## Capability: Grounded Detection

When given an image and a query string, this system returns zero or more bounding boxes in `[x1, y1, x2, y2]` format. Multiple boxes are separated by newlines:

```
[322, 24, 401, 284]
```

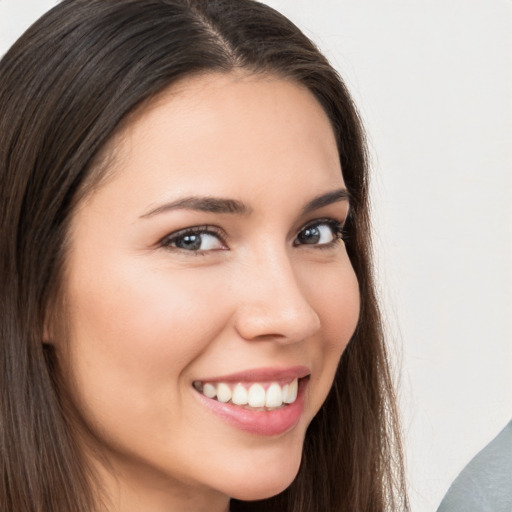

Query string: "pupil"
[177, 234, 201, 250]
[299, 227, 320, 244]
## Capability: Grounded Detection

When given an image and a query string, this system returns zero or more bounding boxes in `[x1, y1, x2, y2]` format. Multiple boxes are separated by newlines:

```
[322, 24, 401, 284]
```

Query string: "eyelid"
[300, 216, 344, 229]
[299, 217, 346, 234]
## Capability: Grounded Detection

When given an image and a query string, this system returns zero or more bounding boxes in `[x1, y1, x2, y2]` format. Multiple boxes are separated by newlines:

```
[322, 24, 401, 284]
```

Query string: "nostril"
[251, 333, 288, 342]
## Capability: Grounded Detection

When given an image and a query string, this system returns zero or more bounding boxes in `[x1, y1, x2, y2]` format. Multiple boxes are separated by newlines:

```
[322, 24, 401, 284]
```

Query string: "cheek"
[307, 256, 360, 349]
[61, 256, 232, 425]
[302, 258, 360, 409]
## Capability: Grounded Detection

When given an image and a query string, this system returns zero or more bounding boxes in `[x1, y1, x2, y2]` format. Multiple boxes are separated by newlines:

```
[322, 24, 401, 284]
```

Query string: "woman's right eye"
[161, 228, 226, 252]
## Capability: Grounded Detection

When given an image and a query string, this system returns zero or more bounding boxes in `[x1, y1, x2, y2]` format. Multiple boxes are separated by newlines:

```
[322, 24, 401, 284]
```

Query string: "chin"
[224, 452, 302, 502]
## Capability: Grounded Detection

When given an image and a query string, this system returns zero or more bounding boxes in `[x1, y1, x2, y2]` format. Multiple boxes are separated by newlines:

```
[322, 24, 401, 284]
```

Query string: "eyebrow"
[140, 188, 349, 219]
[141, 196, 251, 218]
[301, 188, 350, 214]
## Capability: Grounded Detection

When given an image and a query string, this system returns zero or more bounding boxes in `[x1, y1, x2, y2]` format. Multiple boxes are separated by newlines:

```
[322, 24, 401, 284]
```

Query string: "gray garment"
[437, 419, 512, 512]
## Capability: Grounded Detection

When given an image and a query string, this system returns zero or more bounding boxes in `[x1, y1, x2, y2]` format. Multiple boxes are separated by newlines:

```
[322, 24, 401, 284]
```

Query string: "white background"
[1, 1, 511, 511]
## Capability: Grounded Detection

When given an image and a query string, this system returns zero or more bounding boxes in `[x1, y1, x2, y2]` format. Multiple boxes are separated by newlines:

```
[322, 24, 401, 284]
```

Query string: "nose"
[233, 250, 321, 344]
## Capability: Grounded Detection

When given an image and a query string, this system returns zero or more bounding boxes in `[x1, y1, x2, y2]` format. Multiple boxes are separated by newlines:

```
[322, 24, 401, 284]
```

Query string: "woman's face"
[57, 73, 360, 511]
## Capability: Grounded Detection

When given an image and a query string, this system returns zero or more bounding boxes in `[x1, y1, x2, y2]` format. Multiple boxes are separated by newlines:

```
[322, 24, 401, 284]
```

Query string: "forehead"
[83, 72, 344, 212]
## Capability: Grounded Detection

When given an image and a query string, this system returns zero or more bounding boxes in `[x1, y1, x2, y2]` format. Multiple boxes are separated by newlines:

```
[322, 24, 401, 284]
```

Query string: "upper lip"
[195, 365, 311, 383]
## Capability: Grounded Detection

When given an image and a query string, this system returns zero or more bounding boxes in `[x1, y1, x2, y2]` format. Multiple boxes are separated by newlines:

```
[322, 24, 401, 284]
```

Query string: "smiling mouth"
[193, 377, 305, 411]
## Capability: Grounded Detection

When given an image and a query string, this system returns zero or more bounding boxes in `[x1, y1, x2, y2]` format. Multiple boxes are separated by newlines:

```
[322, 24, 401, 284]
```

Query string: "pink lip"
[193, 376, 309, 436]
[195, 365, 310, 384]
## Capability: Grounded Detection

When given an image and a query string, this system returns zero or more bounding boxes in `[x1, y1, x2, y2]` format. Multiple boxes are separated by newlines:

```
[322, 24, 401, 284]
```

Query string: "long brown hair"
[0, 1, 407, 510]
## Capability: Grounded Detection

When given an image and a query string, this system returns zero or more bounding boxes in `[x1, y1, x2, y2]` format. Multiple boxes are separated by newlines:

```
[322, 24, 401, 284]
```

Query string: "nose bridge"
[234, 244, 321, 343]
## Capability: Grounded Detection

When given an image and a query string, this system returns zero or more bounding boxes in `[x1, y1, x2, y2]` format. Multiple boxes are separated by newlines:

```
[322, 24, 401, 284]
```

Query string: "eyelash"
[159, 218, 346, 254]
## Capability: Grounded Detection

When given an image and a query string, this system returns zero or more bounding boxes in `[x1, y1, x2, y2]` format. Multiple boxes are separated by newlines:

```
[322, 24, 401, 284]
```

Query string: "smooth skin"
[54, 72, 360, 512]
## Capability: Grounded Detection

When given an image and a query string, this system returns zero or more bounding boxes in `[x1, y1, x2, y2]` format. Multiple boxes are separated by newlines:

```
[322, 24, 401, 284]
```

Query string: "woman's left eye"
[161, 228, 225, 252]
[294, 220, 344, 247]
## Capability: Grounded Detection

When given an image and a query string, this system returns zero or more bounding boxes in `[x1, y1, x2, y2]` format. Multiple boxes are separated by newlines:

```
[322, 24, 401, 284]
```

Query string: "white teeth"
[216, 383, 231, 403]
[195, 378, 300, 408]
[248, 383, 266, 407]
[285, 378, 298, 404]
[265, 383, 283, 408]
[281, 383, 289, 403]
[202, 383, 217, 399]
[232, 383, 248, 405]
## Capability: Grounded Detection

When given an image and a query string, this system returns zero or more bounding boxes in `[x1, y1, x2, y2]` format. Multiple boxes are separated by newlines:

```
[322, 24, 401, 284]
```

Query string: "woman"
[0, 0, 407, 510]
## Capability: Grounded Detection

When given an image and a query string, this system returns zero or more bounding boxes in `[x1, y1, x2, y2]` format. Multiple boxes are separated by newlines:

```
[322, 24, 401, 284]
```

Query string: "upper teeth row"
[197, 378, 299, 408]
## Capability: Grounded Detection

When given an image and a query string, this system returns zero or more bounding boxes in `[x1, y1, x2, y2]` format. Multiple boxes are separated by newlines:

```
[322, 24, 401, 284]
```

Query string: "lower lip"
[194, 379, 307, 436]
